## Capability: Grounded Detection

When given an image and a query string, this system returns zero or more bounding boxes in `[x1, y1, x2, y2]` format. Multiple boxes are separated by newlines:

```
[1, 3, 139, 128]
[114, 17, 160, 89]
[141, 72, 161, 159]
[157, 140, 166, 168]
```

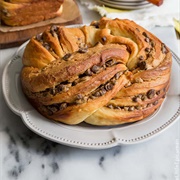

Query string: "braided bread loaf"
[21, 18, 172, 125]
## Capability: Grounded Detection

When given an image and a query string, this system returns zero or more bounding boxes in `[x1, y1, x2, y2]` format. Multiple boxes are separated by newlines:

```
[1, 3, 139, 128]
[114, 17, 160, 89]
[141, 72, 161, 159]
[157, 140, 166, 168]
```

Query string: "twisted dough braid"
[21, 18, 172, 125]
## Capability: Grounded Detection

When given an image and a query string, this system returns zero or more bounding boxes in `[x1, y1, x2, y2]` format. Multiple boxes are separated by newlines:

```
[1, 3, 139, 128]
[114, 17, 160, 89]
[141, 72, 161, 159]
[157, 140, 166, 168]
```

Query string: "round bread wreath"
[21, 18, 172, 125]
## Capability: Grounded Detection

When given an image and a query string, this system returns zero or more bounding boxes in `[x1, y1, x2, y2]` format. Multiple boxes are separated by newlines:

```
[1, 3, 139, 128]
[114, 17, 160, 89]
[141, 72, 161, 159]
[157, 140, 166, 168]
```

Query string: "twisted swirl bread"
[21, 18, 172, 125]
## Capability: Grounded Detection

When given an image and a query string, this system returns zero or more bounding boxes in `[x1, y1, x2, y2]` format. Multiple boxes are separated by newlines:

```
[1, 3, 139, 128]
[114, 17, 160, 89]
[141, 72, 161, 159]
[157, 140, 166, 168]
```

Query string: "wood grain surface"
[0, 0, 82, 49]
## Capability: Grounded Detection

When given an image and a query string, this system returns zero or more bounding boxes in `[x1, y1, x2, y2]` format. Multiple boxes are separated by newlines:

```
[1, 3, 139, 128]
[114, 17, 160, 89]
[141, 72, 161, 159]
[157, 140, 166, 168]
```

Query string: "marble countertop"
[0, 1, 180, 180]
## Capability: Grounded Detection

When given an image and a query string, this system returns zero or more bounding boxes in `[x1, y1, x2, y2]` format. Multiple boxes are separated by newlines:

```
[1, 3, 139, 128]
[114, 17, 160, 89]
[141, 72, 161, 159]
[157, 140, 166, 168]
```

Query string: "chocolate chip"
[125, 81, 131, 88]
[36, 34, 42, 41]
[105, 82, 113, 91]
[147, 89, 156, 99]
[101, 36, 107, 42]
[137, 61, 146, 70]
[146, 53, 152, 59]
[115, 72, 122, 80]
[72, 79, 79, 86]
[99, 87, 106, 95]
[56, 84, 69, 93]
[124, 107, 129, 111]
[50, 25, 58, 37]
[43, 43, 50, 50]
[150, 41, 155, 47]
[89, 95, 96, 99]
[111, 78, 116, 85]
[80, 76, 90, 82]
[93, 22, 100, 28]
[132, 96, 139, 102]
[139, 55, 144, 60]
[50, 88, 56, 95]
[147, 103, 152, 108]
[47, 102, 68, 113]
[142, 32, 148, 37]
[93, 86, 107, 97]
[145, 47, 151, 53]
[47, 104, 59, 113]
[78, 73, 86, 79]
[59, 102, 67, 110]
[128, 107, 134, 111]
[107, 104, 113, 109]
[78, 47, 88, 53]
[75, 96, 86, 104]
[156, 90, 161, 95]
[76, 94, 83, 100]
[145, 37, 150, 43]
[137, 94, 143, 99]
[56, 84, 66, 92]
[113, 105, 118, 109]
[85, 69, 93, 76]
[103, 64, 106, 69]
[135, 106, 141, 110]
[135, 77, 143, 83]
[106, 59, 115, 67]
[94, 91, 101, 97]
[94, 22, 99, 28]
[141, 94, 147, 101]
[50, 25, 58, 32]
[161, 44, 168, 54]
[153, 100, 158, 105]
[91, 65, 100, 73]
[62, 53, 71, 60]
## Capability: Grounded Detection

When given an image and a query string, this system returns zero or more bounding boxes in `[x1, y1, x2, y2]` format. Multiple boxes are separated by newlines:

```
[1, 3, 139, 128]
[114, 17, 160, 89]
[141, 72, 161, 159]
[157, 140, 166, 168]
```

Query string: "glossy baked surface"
[20, 18, 172, 125]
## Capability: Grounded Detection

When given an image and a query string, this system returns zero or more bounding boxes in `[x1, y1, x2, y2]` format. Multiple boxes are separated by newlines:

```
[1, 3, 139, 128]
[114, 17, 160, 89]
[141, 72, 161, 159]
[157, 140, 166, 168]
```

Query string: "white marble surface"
[0, 1, 180, 180]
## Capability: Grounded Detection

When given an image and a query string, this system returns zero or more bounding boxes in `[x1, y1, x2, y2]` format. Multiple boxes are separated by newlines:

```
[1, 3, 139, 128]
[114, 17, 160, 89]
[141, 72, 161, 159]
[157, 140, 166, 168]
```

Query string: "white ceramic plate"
[95, 0, 152, 9]
[100, 0, 149, 5]
[111, 0, 147, 2]
[2, 39, 180, 150]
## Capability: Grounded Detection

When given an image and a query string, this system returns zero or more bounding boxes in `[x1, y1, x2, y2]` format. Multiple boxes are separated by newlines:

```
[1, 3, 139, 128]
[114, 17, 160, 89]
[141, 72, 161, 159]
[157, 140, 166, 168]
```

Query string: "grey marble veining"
[0, 113, 179, 180]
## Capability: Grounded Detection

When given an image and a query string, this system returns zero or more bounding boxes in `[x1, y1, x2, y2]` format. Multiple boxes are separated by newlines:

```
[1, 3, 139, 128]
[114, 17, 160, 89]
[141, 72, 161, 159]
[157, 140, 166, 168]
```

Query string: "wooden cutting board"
[0, 0, 82, 49]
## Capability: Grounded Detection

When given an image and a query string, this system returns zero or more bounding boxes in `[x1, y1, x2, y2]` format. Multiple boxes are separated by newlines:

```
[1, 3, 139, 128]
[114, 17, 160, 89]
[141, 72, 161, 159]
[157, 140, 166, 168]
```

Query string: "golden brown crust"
[20, 17, 172, 125]
[0, 0, 64, 26]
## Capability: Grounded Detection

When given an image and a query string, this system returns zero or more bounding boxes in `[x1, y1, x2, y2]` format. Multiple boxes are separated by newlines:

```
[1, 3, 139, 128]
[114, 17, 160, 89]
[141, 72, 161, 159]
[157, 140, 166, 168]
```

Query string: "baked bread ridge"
[21, 17, 172, 126]
[0, 0, 64, 26]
